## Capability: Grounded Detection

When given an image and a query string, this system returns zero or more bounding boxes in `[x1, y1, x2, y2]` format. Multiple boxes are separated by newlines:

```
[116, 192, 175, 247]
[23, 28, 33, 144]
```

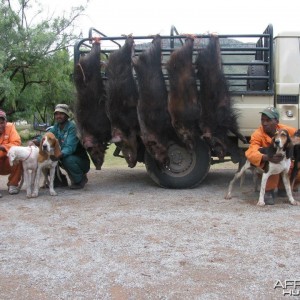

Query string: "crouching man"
[0, 109, 22, 197]
[29, 104, 90, 189]
[245, 107, 300, 204]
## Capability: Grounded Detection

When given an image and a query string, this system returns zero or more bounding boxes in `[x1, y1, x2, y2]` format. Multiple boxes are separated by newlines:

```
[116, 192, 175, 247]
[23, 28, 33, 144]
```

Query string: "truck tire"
[247, 60, 268, 91]
[145, 138, 211, 189]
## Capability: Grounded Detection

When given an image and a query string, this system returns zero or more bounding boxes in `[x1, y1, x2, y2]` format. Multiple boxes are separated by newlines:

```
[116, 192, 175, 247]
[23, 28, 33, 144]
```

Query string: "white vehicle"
[234, 26, 300, 146]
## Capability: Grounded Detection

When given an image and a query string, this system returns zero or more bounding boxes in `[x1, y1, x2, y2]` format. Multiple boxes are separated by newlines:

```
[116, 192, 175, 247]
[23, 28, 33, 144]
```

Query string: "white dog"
[7, 145, 39, 198]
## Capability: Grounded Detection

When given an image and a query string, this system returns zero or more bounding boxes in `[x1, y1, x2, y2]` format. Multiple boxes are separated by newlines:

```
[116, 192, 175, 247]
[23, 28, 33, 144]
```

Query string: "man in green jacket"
[30, 104, 90, 189]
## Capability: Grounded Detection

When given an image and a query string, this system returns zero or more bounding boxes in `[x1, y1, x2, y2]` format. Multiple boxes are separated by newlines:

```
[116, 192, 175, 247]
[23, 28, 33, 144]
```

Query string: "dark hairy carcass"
[73, 38, 111, 170]
[132, 35, 178, 166]
[166, 36, 201, 150]
[195, 35, 246, 162]
[105, 36, 142, 168]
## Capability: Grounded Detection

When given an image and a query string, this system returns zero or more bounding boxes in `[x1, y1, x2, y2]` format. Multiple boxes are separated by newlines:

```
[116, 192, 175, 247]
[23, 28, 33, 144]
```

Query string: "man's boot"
[54, 167, 69, 188]
[264, 190, 275, 205]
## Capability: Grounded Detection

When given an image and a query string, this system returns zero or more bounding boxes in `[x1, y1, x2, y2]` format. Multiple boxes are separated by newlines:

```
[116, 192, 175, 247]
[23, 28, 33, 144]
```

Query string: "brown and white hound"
[32, 132, 61, 197]
[225, 129, 300, 206]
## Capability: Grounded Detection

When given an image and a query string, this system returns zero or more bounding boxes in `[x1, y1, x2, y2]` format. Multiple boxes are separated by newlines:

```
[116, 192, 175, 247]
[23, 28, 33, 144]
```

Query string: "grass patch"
[102, 144, 145, 168]
[102, 144, 128, 168]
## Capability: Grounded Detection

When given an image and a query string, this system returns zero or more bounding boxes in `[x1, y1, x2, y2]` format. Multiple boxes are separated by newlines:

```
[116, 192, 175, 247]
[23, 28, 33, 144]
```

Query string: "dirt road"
[0, 163, 299, 299]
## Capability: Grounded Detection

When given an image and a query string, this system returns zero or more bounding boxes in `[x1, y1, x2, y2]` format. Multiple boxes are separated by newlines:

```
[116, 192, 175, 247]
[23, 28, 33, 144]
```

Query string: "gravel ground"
[0, 162, 299, 299]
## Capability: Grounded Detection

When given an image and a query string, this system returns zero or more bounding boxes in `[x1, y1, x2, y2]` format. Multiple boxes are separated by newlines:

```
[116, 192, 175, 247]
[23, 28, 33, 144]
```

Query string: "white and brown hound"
[225, 129, 300, 206]
[7, 145, 39, 198]
[32, 132, 61, 197]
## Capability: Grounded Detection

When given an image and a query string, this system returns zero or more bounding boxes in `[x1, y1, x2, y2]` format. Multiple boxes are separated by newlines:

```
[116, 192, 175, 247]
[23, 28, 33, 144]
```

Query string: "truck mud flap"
[145, 138, 211, 189]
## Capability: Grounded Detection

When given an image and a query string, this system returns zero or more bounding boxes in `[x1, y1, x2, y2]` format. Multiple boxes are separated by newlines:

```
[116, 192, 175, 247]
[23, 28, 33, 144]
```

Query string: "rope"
[21, 146, 33, 162]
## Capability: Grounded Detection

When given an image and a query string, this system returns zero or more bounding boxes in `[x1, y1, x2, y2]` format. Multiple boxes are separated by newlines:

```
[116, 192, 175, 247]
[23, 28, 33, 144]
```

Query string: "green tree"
[0, 0, 86, 121]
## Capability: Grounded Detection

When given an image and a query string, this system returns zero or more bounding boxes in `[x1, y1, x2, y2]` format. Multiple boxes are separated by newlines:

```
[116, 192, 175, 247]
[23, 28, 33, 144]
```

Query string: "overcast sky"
[39, 0, 299, 38]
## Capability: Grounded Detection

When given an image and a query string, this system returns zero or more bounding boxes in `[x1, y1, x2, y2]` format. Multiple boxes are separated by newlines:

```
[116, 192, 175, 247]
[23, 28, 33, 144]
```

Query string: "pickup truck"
[73, 24, 300, 188]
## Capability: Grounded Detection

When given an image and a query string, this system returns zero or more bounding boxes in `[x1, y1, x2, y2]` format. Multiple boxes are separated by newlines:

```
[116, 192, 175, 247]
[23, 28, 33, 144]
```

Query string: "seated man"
[245, 106, 300, 204]
[29, 104, 90, 189]
[0, 109, 23, 197]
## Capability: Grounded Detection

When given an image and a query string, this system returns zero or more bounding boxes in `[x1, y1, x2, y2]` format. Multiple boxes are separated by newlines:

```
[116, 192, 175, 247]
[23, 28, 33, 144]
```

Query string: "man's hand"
[50, 154, 63, 161]
[28, 140, 39, 147]
[263, 153, 284, 164]
[50, 155, 59, 161]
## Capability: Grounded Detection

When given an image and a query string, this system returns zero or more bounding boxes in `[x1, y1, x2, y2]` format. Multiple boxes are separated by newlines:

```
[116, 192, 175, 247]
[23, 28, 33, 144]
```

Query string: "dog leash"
[21, 146, 34, 161]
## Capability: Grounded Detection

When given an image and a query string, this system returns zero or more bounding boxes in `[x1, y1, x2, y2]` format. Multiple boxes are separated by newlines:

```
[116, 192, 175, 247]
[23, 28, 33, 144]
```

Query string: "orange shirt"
[0, 122, 21, 158]
[245, 124, 297, 167]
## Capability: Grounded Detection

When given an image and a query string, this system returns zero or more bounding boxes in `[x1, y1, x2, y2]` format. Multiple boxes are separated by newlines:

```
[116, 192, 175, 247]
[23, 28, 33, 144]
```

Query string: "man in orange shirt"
[245, 106, 299, 204]
[0, 110, 22, 197]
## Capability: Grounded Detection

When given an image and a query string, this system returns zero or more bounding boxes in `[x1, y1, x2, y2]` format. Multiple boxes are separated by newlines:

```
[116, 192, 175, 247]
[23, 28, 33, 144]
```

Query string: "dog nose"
[275, 139, 280, 145]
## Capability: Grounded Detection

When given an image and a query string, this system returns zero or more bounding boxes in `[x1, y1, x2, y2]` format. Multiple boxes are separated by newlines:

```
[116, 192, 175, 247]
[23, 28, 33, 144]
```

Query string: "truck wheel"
[247, 60, 268, 91]
[145, 138, 211, 189]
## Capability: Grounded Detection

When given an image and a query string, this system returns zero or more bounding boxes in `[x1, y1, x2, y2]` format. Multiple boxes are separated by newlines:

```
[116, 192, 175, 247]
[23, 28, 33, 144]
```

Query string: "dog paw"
[26, 194, 32, 198]
[224, 194, 232, 200]
[291, 200, 300, 206]
[50, 190, 57, 196]
[31, 192, 38, 198]
[256, 201, 265, 206]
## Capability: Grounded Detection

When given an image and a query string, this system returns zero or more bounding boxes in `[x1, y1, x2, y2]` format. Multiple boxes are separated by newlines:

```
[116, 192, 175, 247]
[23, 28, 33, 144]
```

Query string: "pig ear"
[132, 56, 138, 66]
[100, 61, 107, 68]
[74, 63, 87, 86]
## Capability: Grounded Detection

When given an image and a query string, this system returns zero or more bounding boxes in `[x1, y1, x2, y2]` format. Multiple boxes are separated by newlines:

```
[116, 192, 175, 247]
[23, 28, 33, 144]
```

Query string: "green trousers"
[61, 155, 90, 184]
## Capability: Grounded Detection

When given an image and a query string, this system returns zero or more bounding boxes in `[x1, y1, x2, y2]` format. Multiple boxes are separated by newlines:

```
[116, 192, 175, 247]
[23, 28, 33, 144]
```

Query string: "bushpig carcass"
[105, 36, 141, 168]
[132, 35, 178, 166]
[195, 35, 246, 162]
[166, 36, 201, 150]
[73, 38, 111, 170]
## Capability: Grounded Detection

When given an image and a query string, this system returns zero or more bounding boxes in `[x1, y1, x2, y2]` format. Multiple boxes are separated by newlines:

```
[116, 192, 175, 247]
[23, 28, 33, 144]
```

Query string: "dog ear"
[285, 142, 294, 159]
[53, 139, 62, 158]
[284, 134, 294, 159]
[258, 147, 267, 154]
[39, 137, 45, 153]
[266, 144, 276, 158]
[263, 161, 270, 173]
